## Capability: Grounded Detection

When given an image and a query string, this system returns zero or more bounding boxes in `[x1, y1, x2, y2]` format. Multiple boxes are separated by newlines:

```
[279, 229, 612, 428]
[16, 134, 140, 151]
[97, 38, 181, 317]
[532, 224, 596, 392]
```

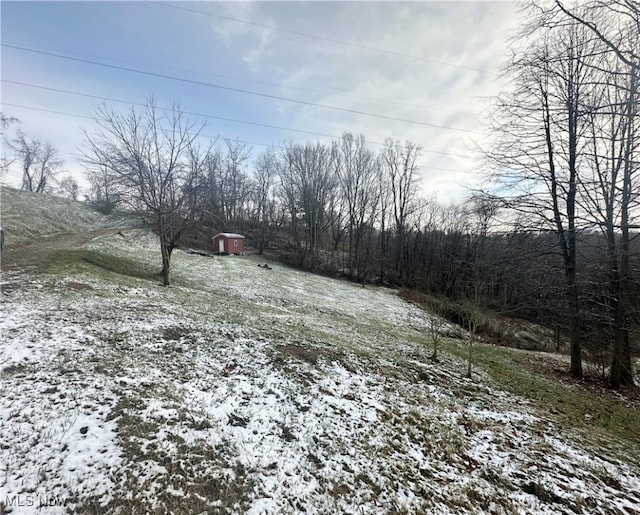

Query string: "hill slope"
[0, 186, 123, 249]
[1, 190, 639, 514]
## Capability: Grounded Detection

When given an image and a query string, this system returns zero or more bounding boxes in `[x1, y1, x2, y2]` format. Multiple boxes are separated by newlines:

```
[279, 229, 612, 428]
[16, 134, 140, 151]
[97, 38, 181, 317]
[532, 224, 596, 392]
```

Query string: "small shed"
[213, 233, 246, 255]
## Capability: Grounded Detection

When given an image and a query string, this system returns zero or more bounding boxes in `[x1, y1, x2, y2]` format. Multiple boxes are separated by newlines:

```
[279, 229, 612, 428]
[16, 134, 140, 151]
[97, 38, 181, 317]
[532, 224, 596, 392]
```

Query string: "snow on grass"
[0, 187, 123, 249]
[1, 229, 639, 513]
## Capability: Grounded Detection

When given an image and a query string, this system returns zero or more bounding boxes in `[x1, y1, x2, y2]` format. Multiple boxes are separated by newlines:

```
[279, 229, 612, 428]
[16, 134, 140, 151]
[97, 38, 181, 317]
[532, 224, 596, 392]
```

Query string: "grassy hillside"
[1, 189, 639, 514]
[0, 186, 124, 249]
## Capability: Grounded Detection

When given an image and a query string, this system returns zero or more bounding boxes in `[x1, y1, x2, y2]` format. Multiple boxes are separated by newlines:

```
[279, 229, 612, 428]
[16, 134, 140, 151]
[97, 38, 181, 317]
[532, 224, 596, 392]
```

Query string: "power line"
[3, 103, 93, 121]
[1, 43, 471, 133]
[2, 79, 472, 159]
[2, 103, 472, 174]
[151, 1, 487, 74]
[3, 41, 473, 116]
[1, 103, 284, 149]
[2, 80, 343, 141]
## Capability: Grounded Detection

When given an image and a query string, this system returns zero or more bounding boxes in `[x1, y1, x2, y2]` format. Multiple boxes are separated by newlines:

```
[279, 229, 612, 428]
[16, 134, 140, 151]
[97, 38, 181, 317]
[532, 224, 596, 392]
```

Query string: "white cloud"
[207, 2, 276, 74]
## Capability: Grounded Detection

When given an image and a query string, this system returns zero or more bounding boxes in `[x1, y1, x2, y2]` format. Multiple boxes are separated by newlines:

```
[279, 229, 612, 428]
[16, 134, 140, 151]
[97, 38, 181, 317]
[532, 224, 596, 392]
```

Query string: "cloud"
[207, 2, 276, 73]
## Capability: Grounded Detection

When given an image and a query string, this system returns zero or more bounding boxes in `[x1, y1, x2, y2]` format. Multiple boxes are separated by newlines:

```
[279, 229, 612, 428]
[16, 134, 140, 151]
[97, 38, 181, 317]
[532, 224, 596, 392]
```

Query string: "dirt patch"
[1, 229, 121, 271]
[66, 281, 95, 291]
[275, 343, 326, 365]
[0, 281, 21, 294]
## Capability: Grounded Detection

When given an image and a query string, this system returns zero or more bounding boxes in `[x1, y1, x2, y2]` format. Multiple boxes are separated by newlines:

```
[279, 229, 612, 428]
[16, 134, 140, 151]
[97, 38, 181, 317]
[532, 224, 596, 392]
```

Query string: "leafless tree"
[0, 113, 18, 134]
[462, 279, 484, 380]
[81, 98, 204, 286]
[0, 113, 19, 175]
[86, 164, 122, 214]
[507, 0, 640, 385]
[277, 141, 336, 268]
[334, 132, 380, 280]
[554, 1, 640, 71]
[427, 307, 447, 361]
[253, 148, 278, 253]
[9, 129, 63, 194]
[484, 15, 601, 377]
[578, 48, 639, 386]
[58, 175, 81, 201]
[376, 157, 393, 284]
[381, 138, 422, 281]
[221, 139, 252, 225]
[195, 145, 224, 231]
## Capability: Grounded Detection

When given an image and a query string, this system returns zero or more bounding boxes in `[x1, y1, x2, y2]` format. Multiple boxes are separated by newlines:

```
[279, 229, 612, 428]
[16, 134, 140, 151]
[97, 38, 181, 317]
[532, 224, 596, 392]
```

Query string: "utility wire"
[2, 102, 472, 174]
[2, 80, 345, 142]
[2, 43, 471, 132]
[4, 41, 474, 116]
[1, 103, 284, 149]
[3, 79, 472, 159]
[152, 1, 487, 74]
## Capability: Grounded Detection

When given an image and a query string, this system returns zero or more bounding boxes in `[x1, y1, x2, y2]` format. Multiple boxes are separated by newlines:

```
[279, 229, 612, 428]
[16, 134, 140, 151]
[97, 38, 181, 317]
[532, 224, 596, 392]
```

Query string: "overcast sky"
[1, 1, 522, 202]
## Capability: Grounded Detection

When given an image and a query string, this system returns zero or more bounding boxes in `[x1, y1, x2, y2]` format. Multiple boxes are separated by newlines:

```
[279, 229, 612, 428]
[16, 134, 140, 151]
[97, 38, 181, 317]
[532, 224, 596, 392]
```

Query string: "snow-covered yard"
[1, 230, 639, 514]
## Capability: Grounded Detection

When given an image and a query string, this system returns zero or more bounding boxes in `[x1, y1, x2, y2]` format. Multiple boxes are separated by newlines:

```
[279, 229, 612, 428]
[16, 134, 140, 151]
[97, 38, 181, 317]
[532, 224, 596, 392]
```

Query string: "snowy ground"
[1, 230, 639, 514]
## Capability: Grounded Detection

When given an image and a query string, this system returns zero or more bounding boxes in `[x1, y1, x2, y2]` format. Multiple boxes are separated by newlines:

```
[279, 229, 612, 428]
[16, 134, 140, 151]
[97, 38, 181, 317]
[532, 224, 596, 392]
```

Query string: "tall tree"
[381, 138, 422, 282]
[221, 139, 252, 226]
[551, 0, 640, 386]
[484, 16, 599, 377]
[334, 132, 379, 280]
[82, 99, 204, 286]
[9, 129, 62, 194]
[253, 148, 277, 253]
[277, 141, 335, 268]
[578, 41, 639, 386]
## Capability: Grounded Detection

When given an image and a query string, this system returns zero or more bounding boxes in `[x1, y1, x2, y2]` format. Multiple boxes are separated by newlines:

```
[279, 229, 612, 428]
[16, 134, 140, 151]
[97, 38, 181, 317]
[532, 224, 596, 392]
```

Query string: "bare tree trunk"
[160, 236, 171, 286]
[611, 72, 637, 386]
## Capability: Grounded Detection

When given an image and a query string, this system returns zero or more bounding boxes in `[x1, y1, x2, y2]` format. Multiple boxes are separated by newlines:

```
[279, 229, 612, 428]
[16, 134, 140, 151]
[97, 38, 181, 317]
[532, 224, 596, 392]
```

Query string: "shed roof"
[213, 232, 246, 239]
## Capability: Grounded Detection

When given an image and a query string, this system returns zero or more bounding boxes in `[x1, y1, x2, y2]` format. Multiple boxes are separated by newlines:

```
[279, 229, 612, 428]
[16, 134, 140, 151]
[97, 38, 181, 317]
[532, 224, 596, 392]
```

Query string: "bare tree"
[381, 139, 422, 281]
[484, 16, 601, 377]
[58, 175, 81, 201]
[277, 141, 336, 268]
[462, 278, 484, 380]
[376, 157, 393, 284]
[196, 145, 224, 231]
[427, 306, 447, 361]
[334, 132, 379, 280]
[0, 113, 19, 175]
[86, 164, 122, 214]
[578, 49, 639, 386]
[9, 130, 63, 193]
[0, 113, 18, 134]
[515, 0, 640, 385]
[253, 148, 278, 253]
[82, 98, 204, 286]
[554, 1, 640, 71]
[221, 139, 252, 226]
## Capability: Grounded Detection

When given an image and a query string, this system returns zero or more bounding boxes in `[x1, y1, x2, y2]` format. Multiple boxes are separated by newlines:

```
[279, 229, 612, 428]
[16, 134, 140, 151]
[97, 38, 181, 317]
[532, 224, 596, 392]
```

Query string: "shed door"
[219, 239, 225, 253]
